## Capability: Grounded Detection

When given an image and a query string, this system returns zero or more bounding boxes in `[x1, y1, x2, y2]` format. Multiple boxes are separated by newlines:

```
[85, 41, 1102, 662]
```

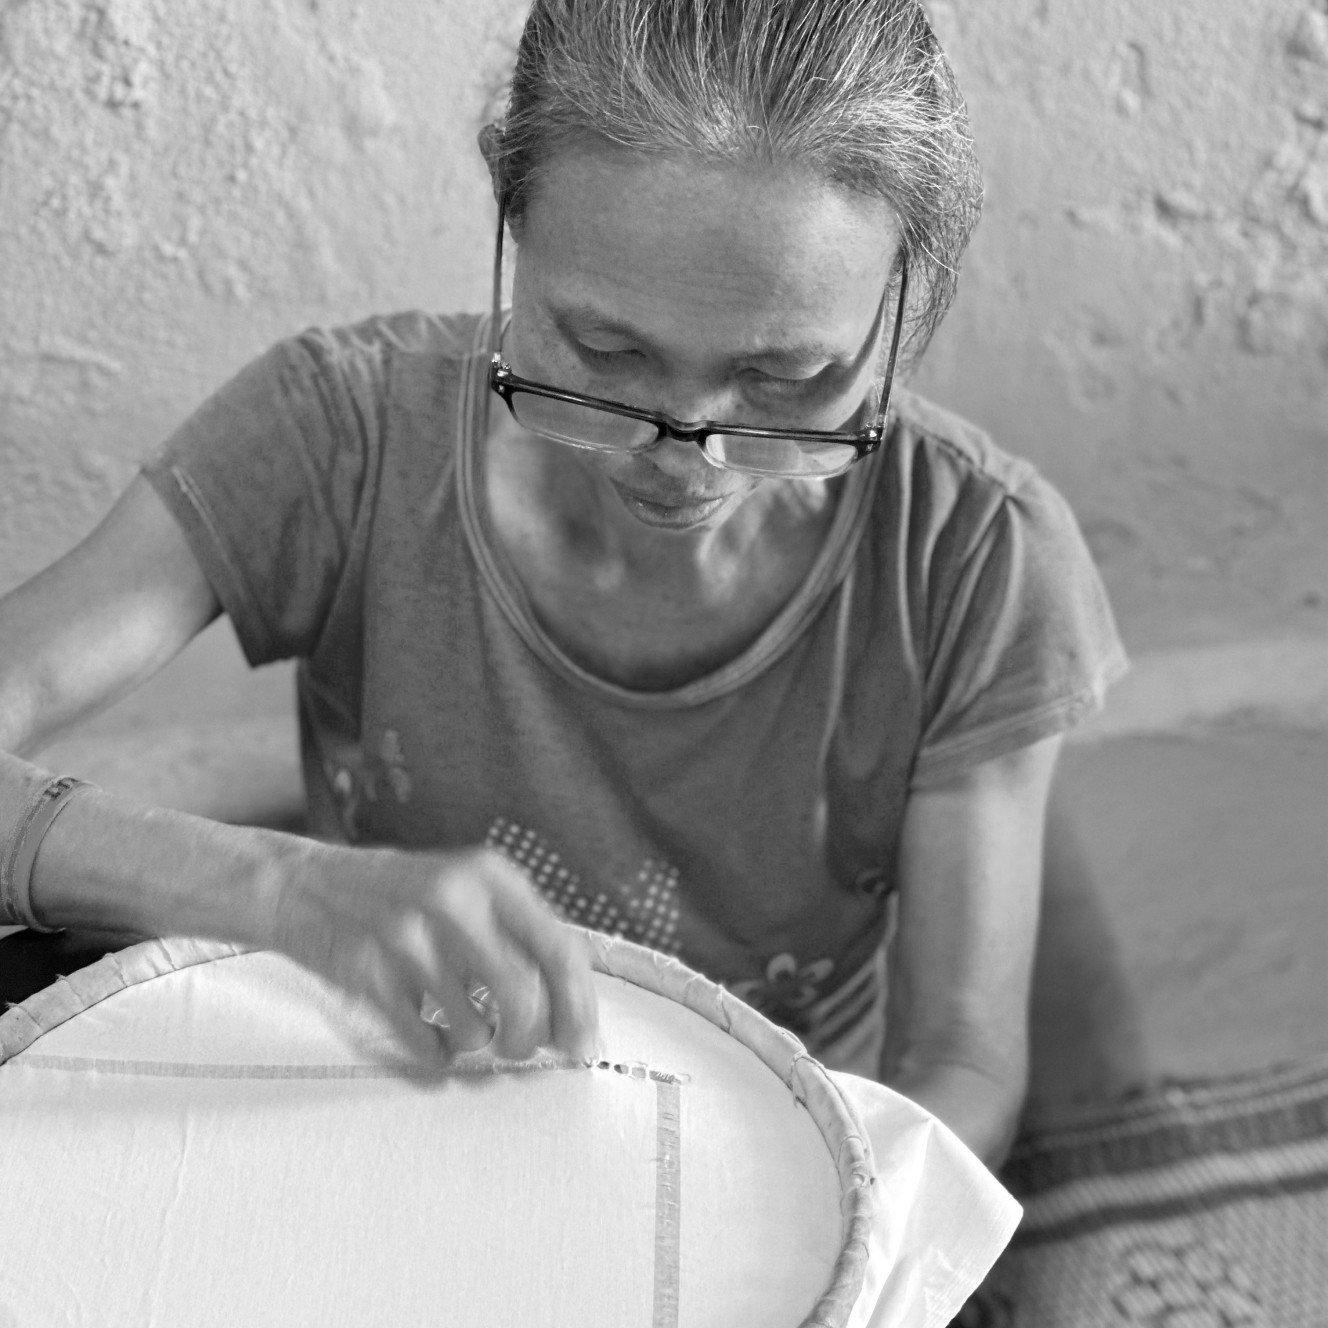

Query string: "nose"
[651, 380, 743, 434]
[638, 428, 714, 481]
[635, 382, 743, 475]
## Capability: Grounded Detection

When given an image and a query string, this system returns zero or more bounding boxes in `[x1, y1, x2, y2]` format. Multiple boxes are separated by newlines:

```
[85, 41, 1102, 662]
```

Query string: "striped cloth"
[802, 944, 889, 1083]
[955, 1054, 1328, 1327]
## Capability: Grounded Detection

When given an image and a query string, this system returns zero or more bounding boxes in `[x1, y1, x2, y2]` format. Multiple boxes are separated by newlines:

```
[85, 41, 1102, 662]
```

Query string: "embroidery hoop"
[0, 928, 878, 1327]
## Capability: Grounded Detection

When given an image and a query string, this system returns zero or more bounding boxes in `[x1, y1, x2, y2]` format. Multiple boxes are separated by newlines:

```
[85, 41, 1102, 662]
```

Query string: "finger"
[383, 893, 499, 1057]
[485, 859, 600, 1062]
[484, 957, 553, 1063]
[362, 971, 454, 1081]
[429, 926, 550, 1062]
[432, 850, 559, 1060]
[411, 951, 498, 1056]
[539, 926, 601, 1063]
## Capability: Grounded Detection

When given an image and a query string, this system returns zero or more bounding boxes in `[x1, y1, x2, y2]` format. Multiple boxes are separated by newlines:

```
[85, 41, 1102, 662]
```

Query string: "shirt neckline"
[456, 313, 881, 710]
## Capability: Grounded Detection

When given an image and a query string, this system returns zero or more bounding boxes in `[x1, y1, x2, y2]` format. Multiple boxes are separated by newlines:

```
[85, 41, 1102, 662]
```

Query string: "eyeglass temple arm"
[874, 254, 909, 433]
[481, 194, 513, 435]
[490, 193, 509, 362]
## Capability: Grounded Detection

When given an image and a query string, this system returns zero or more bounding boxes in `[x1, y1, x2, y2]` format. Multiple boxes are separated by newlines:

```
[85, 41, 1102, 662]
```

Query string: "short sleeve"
[140, 327, 378, 667]
[910, 470, 1128, 788]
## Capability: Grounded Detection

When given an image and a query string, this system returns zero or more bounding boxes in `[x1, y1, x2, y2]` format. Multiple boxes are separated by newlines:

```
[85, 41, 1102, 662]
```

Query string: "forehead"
[515, 145, 899, 359]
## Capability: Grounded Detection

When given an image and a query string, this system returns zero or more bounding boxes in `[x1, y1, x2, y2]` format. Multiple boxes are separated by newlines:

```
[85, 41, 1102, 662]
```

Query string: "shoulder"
[281, 309, 486, 386]
[150, 309, 488, 537]
[857, 387, 1100, 619]
[232, 309, 489, 471]
[886, 386, 1040, 499]
[876, 387, 1085, 543]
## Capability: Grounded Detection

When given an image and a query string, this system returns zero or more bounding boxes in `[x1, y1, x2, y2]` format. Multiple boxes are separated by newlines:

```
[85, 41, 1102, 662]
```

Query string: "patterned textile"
[954, 1056, 1328, 1327]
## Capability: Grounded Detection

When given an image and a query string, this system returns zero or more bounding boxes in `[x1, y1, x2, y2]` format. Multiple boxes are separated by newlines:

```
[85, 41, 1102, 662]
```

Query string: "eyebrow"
[550, 303, 849, 371]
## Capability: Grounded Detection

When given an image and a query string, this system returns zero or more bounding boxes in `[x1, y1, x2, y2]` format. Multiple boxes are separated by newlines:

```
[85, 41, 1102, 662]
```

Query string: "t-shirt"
[142, 311, 1127, 1077]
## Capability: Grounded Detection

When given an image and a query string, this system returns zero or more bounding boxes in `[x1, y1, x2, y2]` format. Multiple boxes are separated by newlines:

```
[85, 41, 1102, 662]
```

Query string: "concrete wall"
[2, 0, 1325, 721]
[915, 0, 1328, 658]
[0, 0, 518, 583]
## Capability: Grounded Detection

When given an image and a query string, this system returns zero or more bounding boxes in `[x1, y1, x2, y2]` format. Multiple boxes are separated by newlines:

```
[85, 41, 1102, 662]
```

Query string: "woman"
[0, 0, 1125, 1168]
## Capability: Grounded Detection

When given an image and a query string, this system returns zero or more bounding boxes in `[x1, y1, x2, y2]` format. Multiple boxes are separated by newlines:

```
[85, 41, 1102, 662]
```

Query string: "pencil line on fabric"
[653, 1076, 683, 1328]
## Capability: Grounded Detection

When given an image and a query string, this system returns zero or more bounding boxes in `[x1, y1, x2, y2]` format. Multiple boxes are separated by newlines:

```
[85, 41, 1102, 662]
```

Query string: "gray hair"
[486, 0, 983, 365]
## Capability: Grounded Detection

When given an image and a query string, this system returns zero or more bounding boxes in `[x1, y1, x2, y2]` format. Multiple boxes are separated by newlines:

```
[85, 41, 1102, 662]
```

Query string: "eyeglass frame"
[483, 193, 910, 474]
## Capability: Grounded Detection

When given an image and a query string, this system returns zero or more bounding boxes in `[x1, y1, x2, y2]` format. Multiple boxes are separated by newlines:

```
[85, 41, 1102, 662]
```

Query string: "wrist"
[218, 822, 328, 952]
[884, 1058, 1026, 1169]
[1, 775, 89, 932]
[25, 785, 313, 948]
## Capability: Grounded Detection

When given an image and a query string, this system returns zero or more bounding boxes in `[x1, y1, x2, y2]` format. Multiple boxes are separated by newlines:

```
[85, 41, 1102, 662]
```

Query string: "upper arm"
[887, 732, 1064, 1078]
[0, 475, 221, 755]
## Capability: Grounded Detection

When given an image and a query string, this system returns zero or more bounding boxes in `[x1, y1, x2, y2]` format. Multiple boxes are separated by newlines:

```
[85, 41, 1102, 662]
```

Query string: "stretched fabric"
[0, 929, 1018, 1327]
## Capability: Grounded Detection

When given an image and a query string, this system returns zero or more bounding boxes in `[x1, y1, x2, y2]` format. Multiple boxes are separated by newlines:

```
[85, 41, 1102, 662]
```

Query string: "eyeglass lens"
[508, 389, 657, 451]
[705, 433, 858, 478]
[507, 390, 858, 478]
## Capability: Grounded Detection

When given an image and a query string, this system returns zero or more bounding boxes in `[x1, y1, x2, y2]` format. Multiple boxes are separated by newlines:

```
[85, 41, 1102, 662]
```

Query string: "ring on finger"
[418, 989, 500, 1051]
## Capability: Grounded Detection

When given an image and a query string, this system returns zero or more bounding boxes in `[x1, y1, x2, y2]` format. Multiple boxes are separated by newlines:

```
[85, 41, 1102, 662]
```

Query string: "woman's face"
[503, 143, 901, 533]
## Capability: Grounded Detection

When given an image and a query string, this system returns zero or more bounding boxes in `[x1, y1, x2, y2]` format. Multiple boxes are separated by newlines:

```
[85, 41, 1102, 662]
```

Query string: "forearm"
[882, 1052, 1027, 1171]
[2, 747, 305, 947]
[883, 738, 1062, 1172]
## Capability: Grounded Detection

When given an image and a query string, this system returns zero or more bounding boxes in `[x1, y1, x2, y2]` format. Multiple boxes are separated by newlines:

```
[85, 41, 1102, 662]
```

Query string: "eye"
[745, 367, 824, 397]
[575, 341, 640, 367]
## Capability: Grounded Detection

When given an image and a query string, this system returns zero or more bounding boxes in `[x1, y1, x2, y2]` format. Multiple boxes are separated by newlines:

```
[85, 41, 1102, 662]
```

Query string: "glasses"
[484, 196, 909, 480]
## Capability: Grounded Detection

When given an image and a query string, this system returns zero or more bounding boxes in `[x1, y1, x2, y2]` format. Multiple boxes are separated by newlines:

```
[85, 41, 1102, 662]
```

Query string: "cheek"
[577, 448, 631, 482]
[503, 312, 559, 381]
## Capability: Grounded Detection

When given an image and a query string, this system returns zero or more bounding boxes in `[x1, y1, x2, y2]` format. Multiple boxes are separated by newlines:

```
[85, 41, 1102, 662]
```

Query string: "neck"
[497, 424, 836, 589]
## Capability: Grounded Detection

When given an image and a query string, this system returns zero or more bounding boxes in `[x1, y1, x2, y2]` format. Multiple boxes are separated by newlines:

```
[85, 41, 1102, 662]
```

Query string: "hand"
[264, 841, 601, 1074]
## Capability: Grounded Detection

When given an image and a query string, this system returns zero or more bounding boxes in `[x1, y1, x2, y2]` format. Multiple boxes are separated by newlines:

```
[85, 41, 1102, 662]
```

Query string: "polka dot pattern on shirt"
[486, 816, 682, 956]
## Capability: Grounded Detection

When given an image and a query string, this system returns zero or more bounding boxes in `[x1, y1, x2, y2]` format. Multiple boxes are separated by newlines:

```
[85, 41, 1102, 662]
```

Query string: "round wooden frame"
[1, 928, 877, 1327]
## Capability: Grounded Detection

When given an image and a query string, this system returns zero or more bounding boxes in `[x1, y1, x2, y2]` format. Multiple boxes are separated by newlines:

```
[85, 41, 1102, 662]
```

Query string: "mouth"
[610, 482, 729, 529]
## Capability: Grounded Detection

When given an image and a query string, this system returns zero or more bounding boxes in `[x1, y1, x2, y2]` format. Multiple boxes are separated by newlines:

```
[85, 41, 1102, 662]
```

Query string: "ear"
[477, 124, 505, 206]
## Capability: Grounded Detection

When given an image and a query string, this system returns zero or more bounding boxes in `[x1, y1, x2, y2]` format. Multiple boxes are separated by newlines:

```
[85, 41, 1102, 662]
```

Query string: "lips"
[618, 486, 724, 509]
[610, 470, 730, 506]
[609, 479, 729, 528]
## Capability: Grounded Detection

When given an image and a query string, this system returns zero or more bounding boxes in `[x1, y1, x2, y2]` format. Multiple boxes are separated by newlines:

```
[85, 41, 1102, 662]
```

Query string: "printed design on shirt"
[726, 953, 835, 1024]
[724, 950, 886, 1048]
[325, 729, 413, 841]
[376, 729, 413, 804]
[485, 816, 682, 956]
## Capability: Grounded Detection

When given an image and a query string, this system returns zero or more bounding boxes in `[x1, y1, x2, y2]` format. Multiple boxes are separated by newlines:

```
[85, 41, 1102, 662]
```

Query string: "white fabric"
[0, 943, 1018, 1327]
[836, 1074, 1023, 1327]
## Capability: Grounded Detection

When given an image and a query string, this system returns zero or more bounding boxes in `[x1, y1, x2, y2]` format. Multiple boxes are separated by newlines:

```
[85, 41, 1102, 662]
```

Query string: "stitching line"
[652, 1075, 682, 1328]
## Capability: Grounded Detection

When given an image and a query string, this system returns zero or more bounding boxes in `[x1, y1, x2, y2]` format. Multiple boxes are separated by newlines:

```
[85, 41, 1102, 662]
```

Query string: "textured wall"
[0, 0, 519, 585]
[915, 0, 1328, 652]
[2, 0, 1325, 663]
